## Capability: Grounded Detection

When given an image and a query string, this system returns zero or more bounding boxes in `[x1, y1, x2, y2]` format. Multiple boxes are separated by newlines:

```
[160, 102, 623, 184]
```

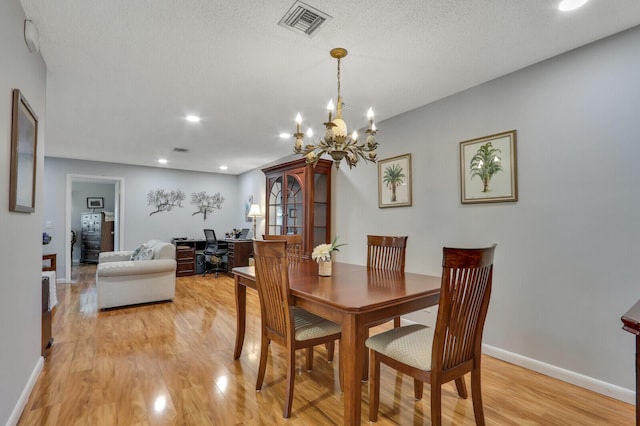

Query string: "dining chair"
[367, 235, 408, 328]
[262, 234, 303, 262]
[366, 244, 497, 426]
[252, 240, 342, 419]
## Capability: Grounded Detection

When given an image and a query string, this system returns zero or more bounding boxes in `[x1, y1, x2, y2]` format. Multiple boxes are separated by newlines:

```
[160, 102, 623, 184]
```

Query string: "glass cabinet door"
[285, 174, 303, 235]
[267, 176, 283, 236]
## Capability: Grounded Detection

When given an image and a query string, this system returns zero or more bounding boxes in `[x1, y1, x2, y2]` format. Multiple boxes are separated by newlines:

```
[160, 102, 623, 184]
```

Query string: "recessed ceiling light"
[219, 165, 228, 170]
[158, 158, 168, 164]
[558, 0, 588, 11]
[279, 132, 291, 139]
[186, 115, 201, 123]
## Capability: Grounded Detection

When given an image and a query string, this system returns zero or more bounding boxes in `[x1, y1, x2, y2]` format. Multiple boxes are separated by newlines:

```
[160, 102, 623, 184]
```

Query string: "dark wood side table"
[621, 299, 640, 425]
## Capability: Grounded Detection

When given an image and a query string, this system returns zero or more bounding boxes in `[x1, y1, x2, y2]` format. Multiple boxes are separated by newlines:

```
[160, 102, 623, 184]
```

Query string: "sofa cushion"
[130, 244, 148, 261]
[137, 247, 154, 260]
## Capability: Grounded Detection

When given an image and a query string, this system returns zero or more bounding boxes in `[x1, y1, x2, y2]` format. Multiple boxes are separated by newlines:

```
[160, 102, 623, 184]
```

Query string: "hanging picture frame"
[459, 130, 518, 204]
[378, 153, 412, 208]
[9, 89, 38, 213]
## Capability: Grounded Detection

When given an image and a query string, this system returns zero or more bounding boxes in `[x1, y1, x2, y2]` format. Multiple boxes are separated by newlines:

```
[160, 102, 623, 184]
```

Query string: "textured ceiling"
[18, 0, 640, 174]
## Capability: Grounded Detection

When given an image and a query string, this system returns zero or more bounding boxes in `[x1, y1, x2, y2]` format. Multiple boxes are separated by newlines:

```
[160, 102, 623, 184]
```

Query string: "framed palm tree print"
[460, 130, 517, 204]
[378, 153, 412, 208]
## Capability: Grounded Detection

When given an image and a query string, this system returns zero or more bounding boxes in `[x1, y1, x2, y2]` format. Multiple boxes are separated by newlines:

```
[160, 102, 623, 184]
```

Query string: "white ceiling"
[19, 0, 640, 175]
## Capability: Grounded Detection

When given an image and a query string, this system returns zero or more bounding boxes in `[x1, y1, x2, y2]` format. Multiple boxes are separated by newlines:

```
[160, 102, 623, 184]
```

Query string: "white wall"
[0, 0, 47, 423]
[43, 157, 243, 280]
[329, 26, 640, 395]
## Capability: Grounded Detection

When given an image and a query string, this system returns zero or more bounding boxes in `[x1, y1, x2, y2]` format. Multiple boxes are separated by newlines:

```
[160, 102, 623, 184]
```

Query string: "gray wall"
[328, 26, 640, 395]
[0, 0, 47, 423]
[43, 157, 245, 280]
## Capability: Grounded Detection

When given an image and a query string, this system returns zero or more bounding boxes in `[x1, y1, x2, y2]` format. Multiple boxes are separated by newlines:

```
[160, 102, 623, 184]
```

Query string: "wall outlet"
[46, 221, 53, 229]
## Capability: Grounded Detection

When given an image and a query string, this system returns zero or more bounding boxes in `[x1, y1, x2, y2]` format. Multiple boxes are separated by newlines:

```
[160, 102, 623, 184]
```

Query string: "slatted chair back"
[367, 235, 408, 271]
[263, 234, 303, 262]
[434, 244, 496, 373]
[253, 240, 291, 345]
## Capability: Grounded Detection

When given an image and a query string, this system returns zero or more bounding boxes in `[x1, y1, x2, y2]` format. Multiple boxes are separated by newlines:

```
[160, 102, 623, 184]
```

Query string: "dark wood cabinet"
[262, 158, 332, 258]
[176, 246, 196, 277]
[80, 212, 114, 263]
[226, 239, 253, 270]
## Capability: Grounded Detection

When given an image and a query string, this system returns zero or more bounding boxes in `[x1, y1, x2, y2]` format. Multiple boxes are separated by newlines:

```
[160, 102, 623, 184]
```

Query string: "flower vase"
[318, 260, 332, 277]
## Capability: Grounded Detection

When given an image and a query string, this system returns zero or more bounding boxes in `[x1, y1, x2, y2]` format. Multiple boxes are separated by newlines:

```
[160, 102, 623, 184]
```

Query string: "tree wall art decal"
[191, 191, 224, 220]
[147, 189, 186, 215]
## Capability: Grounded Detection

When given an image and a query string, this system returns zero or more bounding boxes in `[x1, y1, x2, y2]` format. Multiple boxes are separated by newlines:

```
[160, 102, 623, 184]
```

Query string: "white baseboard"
[6, 356, 44, 426]
[482, 344, 635, 404]
[400, 318, 634, 405]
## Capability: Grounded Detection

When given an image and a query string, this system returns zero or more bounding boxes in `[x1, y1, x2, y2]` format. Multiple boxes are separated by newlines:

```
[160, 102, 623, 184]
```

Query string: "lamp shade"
[248, 204, 262, 217]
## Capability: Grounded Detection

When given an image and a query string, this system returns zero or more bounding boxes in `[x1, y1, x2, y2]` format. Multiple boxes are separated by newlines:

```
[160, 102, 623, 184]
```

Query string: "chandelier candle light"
[293, 48, 379, 169]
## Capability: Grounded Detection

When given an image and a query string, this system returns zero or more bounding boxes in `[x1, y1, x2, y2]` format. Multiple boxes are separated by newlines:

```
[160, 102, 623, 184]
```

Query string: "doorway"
[65, 174, 125, 283]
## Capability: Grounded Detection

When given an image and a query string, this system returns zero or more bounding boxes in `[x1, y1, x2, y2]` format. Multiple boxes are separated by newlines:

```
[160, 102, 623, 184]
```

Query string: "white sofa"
[96, 240, 176, 309]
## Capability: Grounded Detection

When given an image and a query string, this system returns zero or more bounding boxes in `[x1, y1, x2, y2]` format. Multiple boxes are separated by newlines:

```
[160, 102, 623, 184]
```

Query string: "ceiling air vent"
[278, 1, 331, 38]
[173, 147, 189, 153]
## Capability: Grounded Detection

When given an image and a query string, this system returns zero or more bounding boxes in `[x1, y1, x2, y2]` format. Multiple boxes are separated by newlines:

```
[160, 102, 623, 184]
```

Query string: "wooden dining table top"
[233, 260, 441, 314]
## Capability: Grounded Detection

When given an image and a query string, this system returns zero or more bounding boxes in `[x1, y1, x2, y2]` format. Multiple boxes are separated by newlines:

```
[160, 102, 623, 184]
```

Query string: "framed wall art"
[87, 197, 104, 209]
[460, 130, 517, 204]
[9, 89, 38, 213]
[378, 153, 412, 208]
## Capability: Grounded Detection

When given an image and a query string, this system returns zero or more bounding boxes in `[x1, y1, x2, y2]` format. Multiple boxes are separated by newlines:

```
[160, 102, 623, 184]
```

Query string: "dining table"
[232, 260, 442, 425]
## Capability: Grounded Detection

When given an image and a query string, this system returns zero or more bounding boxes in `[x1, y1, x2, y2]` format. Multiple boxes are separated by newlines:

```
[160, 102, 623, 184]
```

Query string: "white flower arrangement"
[311, 236, 346, 263]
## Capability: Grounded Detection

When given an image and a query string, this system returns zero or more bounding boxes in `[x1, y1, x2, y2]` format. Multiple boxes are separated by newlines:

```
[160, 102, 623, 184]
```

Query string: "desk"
[171, 239, 206, 276]
[233, 261, 441, 425]
[224, 239, 253, 270]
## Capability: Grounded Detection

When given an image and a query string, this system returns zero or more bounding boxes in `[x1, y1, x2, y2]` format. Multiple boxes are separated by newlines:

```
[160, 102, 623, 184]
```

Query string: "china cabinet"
[262, 158, 332, 258]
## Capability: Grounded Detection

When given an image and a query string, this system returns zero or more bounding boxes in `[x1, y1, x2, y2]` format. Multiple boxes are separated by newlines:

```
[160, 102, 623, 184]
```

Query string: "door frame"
[65, 174, 125, 283]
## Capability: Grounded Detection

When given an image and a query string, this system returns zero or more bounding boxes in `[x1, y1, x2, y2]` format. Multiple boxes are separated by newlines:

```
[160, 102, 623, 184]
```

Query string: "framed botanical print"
[460, 130, 518, 204]
[378, 153, 412, 208]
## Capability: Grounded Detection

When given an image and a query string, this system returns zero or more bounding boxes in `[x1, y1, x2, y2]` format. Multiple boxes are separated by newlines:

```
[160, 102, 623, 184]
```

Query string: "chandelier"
[292, 48, 379, 169]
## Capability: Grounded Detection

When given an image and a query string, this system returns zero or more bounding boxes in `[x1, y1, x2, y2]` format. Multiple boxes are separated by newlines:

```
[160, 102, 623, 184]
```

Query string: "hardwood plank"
[18, 264, 634, 425]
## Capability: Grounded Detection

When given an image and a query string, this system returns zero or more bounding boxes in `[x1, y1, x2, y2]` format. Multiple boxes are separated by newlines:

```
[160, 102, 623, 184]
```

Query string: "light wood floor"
[19, 264, 634, 425]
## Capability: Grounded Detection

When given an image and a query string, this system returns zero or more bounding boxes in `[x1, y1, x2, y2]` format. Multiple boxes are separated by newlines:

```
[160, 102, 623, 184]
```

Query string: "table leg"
[234, 276, 247, 360]
[341, 313, 365, 425]
[636, 336, 639, 426]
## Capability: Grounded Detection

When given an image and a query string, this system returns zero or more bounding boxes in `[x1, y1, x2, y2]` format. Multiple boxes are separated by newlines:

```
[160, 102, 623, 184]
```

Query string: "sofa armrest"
[99, 251, 134, 263]
[97, 259, 177, 278]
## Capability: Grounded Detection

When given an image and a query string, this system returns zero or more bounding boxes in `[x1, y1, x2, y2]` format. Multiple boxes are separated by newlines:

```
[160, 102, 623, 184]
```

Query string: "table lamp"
[247, 204, 262, 239]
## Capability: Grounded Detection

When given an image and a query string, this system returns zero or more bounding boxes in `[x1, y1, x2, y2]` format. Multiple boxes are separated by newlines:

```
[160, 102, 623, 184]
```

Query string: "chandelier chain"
[336, 58, 341, 101]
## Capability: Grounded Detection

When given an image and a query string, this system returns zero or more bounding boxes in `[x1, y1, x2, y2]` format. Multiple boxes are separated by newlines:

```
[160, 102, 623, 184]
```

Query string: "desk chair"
[366, 244, 497, 426]
[253, 240, 342, 418]
[203, 229, 228, 277]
